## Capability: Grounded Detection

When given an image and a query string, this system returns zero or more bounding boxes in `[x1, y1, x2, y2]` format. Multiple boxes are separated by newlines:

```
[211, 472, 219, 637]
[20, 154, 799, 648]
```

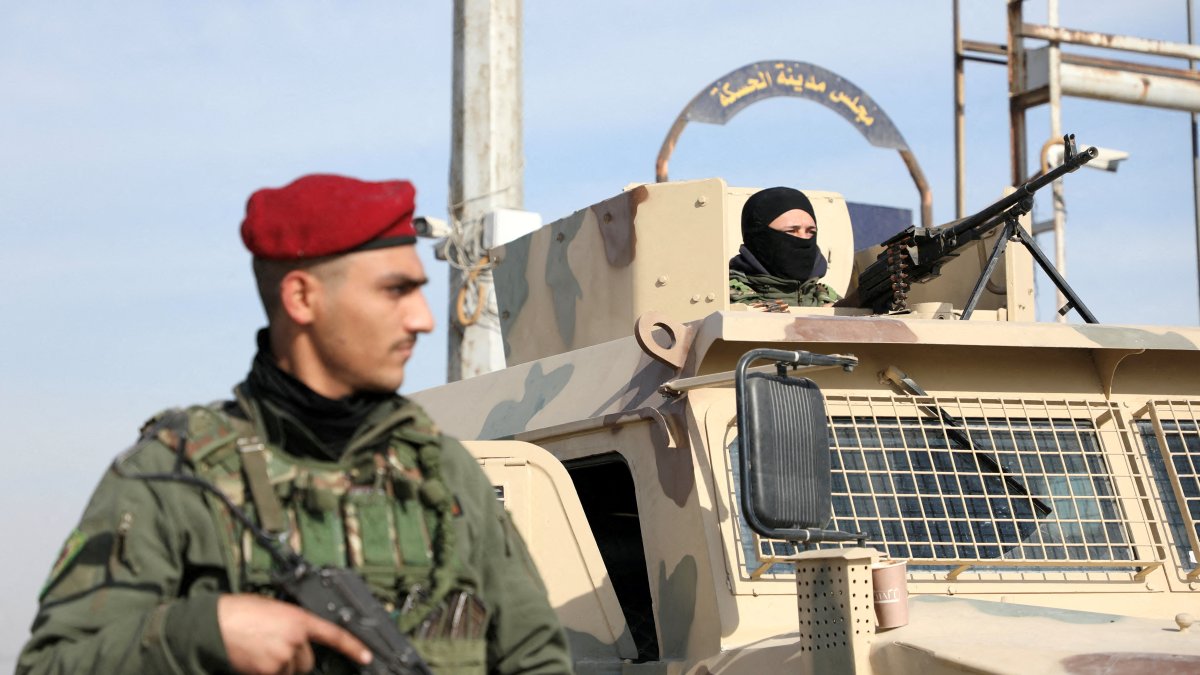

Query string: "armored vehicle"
[413, 176, 1200, 673]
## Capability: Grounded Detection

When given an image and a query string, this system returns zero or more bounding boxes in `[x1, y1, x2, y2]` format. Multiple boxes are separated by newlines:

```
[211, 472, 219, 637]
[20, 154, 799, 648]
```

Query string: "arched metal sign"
[656, 60, 932, 226]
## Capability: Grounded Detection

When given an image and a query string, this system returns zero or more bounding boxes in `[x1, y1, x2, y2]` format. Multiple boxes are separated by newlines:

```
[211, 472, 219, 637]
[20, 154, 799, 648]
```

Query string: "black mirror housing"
[735, 348, 863, 544]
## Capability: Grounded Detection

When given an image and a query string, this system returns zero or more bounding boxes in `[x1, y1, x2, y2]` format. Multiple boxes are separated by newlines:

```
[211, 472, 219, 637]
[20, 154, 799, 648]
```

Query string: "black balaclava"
[740, 186, 826, 280]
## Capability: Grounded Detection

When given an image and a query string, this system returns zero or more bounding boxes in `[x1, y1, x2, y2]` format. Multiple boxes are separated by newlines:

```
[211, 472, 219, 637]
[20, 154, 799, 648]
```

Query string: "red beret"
[241, 174, 417, 259]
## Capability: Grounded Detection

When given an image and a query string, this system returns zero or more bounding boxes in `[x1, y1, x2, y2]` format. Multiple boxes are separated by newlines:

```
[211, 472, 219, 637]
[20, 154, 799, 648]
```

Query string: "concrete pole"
[449, 0, 522, 381]
[1048, 0, 1068, 322]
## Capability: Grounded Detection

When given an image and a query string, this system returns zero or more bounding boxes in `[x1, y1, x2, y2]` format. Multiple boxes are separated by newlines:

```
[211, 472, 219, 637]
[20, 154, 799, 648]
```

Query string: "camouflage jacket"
[729, 269, 841, 310]
[18, 390, 572, 675]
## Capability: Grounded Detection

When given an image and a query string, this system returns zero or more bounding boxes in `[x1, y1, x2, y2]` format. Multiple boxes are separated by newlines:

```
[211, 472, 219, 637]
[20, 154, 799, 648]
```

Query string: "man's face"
[767, 209, 818, 239]
[306, 246, 434, 396]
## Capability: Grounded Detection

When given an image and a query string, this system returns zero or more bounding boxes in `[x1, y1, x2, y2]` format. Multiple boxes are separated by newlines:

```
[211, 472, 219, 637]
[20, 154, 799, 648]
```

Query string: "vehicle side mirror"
[735, 348, 863, 544]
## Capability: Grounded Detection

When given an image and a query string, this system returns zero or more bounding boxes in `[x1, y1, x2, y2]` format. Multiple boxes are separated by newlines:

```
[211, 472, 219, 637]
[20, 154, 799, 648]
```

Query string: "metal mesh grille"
[728, 396, 1168, 581]
[1138, 401, 1200, 578]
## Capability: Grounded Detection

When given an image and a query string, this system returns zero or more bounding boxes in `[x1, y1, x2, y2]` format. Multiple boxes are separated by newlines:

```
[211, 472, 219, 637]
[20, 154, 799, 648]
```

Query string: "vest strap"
[238, 437, 287, 535]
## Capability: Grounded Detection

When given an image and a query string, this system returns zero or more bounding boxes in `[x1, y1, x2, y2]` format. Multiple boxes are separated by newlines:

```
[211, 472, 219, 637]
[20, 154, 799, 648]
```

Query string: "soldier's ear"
[279, 269, 321, 326]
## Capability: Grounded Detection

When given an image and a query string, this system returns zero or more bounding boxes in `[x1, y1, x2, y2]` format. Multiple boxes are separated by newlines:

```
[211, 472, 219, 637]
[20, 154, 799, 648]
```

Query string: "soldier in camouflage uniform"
[728, 186, 840, 310]
[18, 175, 573, 675]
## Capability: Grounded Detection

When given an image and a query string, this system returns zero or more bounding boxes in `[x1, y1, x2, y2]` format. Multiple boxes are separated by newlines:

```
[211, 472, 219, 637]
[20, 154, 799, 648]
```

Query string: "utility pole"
[448, 0, 522, 381]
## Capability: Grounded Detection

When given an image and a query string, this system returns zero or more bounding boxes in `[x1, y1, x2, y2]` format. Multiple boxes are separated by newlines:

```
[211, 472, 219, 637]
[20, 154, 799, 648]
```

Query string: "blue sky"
[2, 1, 1198, 666]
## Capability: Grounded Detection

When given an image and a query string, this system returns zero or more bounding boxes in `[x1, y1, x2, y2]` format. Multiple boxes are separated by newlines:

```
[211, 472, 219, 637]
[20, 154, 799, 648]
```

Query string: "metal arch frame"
[654, 60, 933, 227]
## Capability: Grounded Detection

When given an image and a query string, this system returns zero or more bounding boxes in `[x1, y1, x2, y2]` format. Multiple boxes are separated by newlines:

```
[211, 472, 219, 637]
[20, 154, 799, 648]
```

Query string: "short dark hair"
[251, 254, 347, 322]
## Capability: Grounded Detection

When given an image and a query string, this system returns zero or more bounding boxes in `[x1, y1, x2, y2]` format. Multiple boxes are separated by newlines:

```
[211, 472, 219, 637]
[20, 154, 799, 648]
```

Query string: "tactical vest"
[147, 396, 490, 674]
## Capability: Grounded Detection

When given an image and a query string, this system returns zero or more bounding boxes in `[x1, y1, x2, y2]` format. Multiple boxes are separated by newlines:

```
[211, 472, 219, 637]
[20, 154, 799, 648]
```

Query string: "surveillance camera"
[1047, 145, 1129, 173]
[414, 216, 451, 238]
[1089, 147, 1130, 172]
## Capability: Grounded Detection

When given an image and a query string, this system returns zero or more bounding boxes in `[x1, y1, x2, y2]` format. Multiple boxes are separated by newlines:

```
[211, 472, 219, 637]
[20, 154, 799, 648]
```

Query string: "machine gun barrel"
[944, 142, 1098, 240]
[858, 134, 1098, 313]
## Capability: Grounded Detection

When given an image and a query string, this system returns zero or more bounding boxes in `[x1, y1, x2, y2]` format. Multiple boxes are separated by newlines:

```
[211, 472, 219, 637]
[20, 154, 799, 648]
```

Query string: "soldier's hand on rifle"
[218, 594, 374, 675]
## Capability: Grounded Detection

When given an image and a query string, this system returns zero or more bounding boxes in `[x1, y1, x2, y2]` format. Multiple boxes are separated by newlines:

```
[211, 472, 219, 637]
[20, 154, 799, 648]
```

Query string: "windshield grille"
[730, 396, 1165, 581]
[1138, 401, 1200, 578]
[826, 411, 1129, 563]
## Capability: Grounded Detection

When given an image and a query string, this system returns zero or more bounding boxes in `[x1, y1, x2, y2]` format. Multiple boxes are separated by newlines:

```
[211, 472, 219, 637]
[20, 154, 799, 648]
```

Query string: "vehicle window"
[727, 408, 1136, 578]
[1137, 418, 1200, 573]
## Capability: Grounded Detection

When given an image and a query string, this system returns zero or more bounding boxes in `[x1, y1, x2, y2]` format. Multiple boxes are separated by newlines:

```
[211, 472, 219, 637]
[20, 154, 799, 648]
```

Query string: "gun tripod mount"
[960, 135, 1099, 322]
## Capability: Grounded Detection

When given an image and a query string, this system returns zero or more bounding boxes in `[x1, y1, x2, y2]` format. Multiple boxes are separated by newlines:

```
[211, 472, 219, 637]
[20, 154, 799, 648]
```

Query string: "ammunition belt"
[884, 238, 912, 313]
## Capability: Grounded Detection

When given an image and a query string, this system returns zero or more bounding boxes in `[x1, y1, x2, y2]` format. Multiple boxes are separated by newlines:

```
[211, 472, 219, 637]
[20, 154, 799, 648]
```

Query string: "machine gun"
[857, 134, 1100, 322]
[114, 433, 434, 675]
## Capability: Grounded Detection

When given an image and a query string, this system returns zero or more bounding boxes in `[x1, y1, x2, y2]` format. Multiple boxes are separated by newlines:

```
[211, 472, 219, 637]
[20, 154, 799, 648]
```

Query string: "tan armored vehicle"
[413, 176, 1200, 673]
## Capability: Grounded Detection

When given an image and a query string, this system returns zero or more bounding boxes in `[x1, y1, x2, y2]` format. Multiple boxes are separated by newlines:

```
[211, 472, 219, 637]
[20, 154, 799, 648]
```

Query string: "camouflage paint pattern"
[494, 234, 531, 360]
[544, 209, 586, 349]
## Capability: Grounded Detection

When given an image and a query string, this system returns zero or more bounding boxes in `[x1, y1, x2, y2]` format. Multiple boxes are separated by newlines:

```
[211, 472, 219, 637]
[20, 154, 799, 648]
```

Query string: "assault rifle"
[219, 487, 434, 675]
[114, 433, 434, 675]
[857, 134, 1100, 322]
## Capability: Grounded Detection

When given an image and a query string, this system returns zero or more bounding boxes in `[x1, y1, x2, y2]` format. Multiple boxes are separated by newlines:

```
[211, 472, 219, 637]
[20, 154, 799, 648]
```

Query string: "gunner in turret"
[729, 186, 840, 309]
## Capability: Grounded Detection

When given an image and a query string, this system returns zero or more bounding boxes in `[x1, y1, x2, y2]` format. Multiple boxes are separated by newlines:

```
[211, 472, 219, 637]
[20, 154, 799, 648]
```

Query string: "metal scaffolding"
[954, 0, 1200, 322]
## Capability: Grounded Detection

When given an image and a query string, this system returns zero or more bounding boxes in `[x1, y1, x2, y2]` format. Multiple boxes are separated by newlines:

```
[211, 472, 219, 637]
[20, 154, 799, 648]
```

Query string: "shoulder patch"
[39, 528, 87, 599]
